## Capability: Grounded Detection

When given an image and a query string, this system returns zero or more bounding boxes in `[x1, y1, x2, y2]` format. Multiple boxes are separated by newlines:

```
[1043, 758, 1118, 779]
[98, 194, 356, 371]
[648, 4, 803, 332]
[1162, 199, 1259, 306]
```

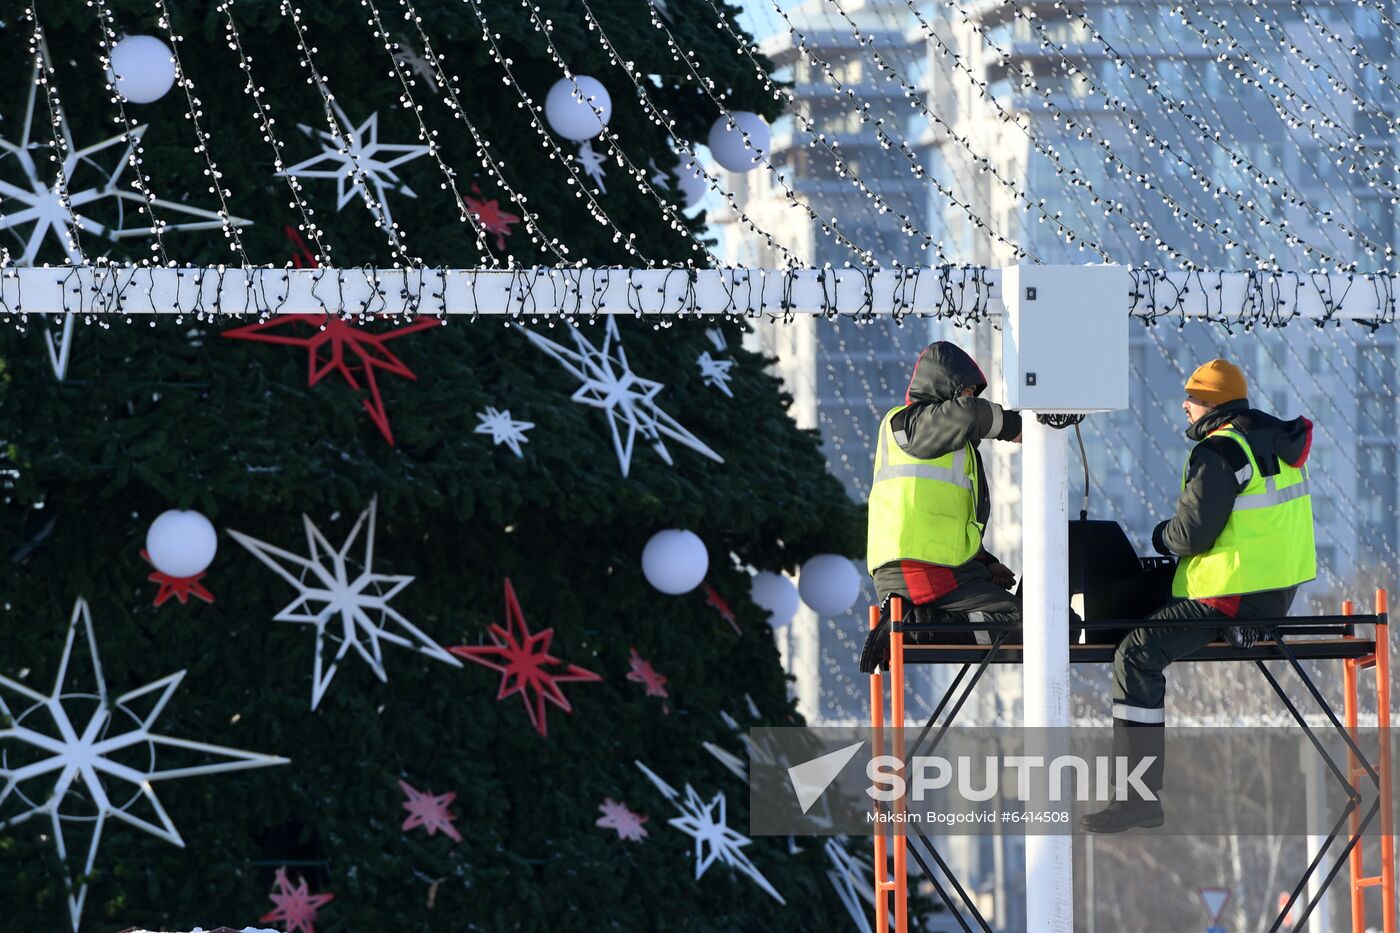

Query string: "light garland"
[358, 0, 499, 264]
[629, 0, 948, 265]
[89, 0, 173, 266]
[217, 0, 333, 265]
[394, 0, 573, 264]
[277, 0, 418, 265]
[150, 0, 251, 263]
[1023, 0, 1390, 267]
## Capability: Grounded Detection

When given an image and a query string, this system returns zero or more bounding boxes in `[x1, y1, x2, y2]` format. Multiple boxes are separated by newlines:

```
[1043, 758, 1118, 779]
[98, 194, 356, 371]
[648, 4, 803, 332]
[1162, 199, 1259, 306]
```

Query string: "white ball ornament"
[750, 572, 799, 629]
[107, 35, 177, 105]
[797, 554, 862, 617]
[707, 112, 771, 173]
[641, 529, 709, 595]
[673, 157, 707, 210]
[145, 510, 218, 578]
[544, 76, 613, 141]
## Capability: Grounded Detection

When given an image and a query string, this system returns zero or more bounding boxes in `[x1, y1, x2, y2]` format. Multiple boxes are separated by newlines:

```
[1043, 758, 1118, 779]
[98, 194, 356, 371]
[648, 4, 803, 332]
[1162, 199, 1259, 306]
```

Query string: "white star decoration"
[697, 351, 735, 398]
[0, 64, 250, 379]
[575, 140, 608, 193]
[278, 99, 429, 230]
[474, 406, 534, 458]
[702, 707, 835, 831]
[227, 498, 461, 710]
[393, 37, 439, 90]
[0, 598, 287, 932]
[824, 837, 876, 933]
[635, 760, 785, 904]
[519, 318, 723, 478]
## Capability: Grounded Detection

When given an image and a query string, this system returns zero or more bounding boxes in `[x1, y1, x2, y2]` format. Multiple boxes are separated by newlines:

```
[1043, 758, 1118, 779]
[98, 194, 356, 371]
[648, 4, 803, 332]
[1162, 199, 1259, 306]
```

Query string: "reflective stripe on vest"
[1172, 426, 1317, 599]
[866, 406, 982, 573]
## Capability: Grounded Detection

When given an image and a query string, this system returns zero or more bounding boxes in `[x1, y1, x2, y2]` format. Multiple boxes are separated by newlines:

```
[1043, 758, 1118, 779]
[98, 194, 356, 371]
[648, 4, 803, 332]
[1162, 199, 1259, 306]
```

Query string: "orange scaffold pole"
[1374, 589, 1395, 933]
[870, 604, 889, 933]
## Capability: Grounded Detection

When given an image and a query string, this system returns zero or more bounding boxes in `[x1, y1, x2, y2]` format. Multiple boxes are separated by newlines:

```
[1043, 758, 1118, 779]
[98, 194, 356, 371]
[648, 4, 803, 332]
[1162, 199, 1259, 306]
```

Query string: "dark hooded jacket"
[1152, 398, 1314, 622]
[870, 342, 1023, 603]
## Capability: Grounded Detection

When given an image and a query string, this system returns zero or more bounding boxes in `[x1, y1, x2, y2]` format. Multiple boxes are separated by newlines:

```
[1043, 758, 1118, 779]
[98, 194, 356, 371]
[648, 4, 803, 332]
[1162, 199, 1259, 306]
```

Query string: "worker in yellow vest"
[859, 342, 1023, 674]
[1080, 358, 1316, 833]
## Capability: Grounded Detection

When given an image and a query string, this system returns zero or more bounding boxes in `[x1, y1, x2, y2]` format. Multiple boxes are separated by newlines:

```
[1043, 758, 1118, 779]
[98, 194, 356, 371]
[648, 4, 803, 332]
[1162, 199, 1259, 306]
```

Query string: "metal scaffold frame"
[868, 591, 1396, 933]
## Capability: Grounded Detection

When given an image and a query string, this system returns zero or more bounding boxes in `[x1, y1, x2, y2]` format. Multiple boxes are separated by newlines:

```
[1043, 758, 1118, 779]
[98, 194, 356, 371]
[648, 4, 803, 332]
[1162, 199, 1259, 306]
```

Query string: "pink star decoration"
[140, 549, 215, 607]
[702, 582, 741, 635]
[222, 313, 439, 446]
[399, 779, 462, 843]
[626, 647, 669, 699]
[465, 184, 521, 251]
[450, 578, 602, 738]
[260, 866, 335, 933]
[596, 798, 649, 842]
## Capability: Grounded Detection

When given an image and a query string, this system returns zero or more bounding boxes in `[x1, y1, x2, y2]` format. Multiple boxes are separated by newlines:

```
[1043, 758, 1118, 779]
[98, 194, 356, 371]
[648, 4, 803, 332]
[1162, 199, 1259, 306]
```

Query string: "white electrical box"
[1000, 264, 1130, 412]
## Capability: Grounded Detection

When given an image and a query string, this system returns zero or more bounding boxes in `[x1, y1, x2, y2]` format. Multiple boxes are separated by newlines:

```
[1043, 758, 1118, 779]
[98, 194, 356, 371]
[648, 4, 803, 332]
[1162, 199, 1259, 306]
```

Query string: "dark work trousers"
[883, 579, 1021, 647]
[1110, 587, 1298, 797]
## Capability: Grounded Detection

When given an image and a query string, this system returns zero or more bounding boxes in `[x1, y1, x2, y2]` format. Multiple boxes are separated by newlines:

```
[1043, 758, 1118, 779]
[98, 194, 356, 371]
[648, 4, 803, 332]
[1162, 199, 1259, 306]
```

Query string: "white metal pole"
[1301, 740, 1331, 933]
[1022, 415, 1073, 933]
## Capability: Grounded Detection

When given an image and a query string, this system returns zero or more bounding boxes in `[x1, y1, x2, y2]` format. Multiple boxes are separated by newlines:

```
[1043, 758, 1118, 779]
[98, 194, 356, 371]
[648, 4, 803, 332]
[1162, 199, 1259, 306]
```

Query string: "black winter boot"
[1077, 799, 1164, 833]
[1078, 719, 1166, 834]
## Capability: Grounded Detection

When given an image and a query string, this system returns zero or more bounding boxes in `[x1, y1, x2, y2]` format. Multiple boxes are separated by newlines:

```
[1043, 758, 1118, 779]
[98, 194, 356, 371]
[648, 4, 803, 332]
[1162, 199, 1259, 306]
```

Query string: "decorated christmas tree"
[0, 1, 864, 930]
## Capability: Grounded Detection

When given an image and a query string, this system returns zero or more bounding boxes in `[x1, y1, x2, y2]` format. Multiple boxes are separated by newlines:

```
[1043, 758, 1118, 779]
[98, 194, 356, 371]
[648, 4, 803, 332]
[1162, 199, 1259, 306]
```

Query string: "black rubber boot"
[1077, 798, 1164, 833]
[1078, 719, 1166, 834]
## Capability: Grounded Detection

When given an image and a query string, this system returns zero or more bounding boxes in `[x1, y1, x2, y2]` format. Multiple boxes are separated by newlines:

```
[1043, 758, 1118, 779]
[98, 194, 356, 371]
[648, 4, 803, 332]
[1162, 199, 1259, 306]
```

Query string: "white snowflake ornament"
[520, 318, 722, 478]
[227, 498, 461, 710]
[0, 598, 287, 932]
[278, 100, 429, 230]
[474, 406, 534, 458]
[634, 761, 785, 904]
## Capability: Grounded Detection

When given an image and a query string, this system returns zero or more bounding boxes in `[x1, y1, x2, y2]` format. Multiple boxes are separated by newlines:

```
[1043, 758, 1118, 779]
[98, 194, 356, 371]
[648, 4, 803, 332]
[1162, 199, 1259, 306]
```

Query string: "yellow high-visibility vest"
[1172, 426, 1316, 598]
[866, 405, 982, 573]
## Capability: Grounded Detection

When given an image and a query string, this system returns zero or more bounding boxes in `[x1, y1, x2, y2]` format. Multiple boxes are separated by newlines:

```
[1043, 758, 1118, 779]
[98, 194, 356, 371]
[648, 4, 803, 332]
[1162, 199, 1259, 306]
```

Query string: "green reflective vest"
[1172, 426, 1317, 599]
[866, 405, 983, 573]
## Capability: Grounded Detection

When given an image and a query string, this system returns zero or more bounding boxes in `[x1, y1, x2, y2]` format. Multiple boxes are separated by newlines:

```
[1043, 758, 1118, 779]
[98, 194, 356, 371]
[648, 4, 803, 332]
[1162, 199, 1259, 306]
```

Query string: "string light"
[151, 0, 251, 263]
[217, 0, 332, 266]
[1037, 0, 1391, 267]
[394, 0, 573, 264]
[89, 0, 173, 266]
[358, 0, 499, 265]
[631, 0, 948, 265]
[24, 7, 88, 266]
[277, 0, 417, 265]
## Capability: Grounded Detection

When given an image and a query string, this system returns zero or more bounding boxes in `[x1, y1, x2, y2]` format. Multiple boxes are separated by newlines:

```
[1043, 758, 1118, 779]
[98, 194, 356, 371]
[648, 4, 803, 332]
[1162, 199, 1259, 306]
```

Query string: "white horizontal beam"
[0, 266, 1393, 322]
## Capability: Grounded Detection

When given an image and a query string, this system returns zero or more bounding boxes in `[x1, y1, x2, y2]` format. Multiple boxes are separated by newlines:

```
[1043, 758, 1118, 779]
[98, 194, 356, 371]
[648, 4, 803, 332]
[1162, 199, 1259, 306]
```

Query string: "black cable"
[1034, 413, 1085, 429]
[1074, 421, 1090, 522]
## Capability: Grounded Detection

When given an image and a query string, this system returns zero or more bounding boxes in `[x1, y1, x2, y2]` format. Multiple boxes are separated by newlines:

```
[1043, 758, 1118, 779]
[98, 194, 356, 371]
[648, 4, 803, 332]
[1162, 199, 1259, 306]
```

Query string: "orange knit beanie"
[1184, 358, 1248, 407]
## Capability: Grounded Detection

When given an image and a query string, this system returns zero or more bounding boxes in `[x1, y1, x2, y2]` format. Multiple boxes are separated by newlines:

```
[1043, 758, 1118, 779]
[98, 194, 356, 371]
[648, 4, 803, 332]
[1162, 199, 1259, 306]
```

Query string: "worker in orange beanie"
[1081, 358, 1317, 833]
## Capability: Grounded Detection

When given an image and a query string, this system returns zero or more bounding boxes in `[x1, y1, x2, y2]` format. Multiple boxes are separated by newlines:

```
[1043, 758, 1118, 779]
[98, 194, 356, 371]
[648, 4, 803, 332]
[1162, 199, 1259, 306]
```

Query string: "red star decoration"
[399, 779, 462, 843]
[450, 578, 601, 738]
[702, 582, 741, 635]
[140, 549, 214, 607]
[222, 313, 439, 446]
[260, 866, 334, 933]
[465, 184, 520, 252]
[626, 646, 669, 699]
[285, 225, 318, 268]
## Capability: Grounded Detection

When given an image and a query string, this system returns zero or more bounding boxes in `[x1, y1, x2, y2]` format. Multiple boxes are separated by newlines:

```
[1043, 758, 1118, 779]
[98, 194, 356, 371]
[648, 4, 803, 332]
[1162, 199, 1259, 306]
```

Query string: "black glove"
[1151, 520, 1172, 557]
[859, 617, 891, 674]
[1226, 625, 1269, 649]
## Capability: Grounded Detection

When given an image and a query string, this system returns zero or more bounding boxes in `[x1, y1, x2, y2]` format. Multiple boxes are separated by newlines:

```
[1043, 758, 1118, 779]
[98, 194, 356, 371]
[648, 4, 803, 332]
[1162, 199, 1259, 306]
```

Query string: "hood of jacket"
[1188, 398, 1313, 469]
[904, 342, 988, 404]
